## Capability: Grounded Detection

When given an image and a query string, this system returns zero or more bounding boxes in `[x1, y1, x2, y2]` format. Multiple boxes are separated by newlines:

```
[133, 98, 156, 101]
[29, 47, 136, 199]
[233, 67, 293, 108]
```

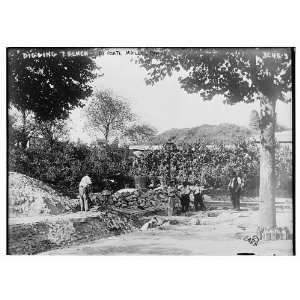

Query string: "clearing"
[43, 200, 293, 256]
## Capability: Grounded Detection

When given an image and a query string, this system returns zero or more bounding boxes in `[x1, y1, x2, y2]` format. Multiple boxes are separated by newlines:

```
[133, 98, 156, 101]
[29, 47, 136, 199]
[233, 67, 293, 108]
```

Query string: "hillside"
[152, 123, 255, 144]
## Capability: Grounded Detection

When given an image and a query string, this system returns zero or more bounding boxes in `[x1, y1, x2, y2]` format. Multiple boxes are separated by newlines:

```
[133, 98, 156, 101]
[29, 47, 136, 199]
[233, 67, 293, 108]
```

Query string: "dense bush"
[131, 141, 292, 195]
[9, 141, 133, 197]
[9, 138, 293, 197]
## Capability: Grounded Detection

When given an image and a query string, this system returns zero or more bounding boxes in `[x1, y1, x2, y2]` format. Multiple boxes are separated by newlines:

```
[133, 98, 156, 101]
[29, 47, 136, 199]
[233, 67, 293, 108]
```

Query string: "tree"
[85, 89, 135, 145]
[8, 107, 37, 149]
[137, 48, 292, 228]
[250, 110, 289, 132]
[8, 113, 21, 149]
[9, 107, 69, 149]
[124, 124, 157, 144]
[33, 119, 69, 146]
[8, 48, 99, 148]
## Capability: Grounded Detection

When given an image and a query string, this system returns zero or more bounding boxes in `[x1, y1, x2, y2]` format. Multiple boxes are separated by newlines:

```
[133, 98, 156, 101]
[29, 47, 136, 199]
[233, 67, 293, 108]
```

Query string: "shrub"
[130, 141, 292, 195]
[8, 141, 133, 196]
[8, 139, 292, 197]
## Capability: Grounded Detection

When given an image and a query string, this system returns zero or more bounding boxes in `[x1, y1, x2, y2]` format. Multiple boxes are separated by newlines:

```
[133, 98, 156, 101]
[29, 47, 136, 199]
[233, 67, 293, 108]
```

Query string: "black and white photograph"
[7, 47, 294, 255]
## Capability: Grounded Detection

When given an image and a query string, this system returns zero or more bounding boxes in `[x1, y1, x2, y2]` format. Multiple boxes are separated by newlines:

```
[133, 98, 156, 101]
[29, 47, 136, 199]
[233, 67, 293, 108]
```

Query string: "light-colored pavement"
[43, 207, 293, 256]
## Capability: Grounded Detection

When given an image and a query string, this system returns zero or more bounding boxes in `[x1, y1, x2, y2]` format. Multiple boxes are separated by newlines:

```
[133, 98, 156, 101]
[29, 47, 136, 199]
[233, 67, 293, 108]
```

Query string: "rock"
[158, 221, 170, 230]
[141, 217, 159, 231]
[208, 212, 219, 217]
[111, 187, 169, 211]
[169, 219, 179, 225]
[191, 218, 201, 225]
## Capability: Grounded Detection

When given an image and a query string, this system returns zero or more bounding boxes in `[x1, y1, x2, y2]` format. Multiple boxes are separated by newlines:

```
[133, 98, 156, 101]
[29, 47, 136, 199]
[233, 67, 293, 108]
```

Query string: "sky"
[69, 51, 293, 143]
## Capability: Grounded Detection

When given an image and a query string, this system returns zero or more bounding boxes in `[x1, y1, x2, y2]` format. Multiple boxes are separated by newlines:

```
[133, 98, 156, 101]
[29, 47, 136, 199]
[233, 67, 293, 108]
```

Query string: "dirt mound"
[8, 172, 77, 217]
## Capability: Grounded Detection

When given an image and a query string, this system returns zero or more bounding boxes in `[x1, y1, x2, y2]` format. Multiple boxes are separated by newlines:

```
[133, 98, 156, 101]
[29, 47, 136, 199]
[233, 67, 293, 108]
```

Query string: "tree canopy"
[137, 48, 292, 104]
[8, 48, 99, 121]
[124, 124, 157, 144]
[136, 47, 293, 228]
[84, 89, 135, 142]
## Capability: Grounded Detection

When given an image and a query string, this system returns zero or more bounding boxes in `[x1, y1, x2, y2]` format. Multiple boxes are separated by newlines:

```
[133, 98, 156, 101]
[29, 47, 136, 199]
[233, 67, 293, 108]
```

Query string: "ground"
[42, 198, 293, 256]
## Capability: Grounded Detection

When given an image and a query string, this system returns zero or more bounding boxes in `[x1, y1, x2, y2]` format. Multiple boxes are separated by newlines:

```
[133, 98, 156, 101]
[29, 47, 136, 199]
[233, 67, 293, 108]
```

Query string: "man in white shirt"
[79, 174, 92, 211]
[193, 181, 206, 211]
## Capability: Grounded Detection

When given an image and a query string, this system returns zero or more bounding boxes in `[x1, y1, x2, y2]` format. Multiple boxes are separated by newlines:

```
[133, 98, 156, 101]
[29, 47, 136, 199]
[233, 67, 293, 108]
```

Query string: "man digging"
[79, 174, 92, 212]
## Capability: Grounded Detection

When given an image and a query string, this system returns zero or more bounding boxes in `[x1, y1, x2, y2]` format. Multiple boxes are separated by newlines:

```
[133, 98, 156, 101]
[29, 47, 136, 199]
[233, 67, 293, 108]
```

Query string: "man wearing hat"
[228, 171, 242, 210]
[179, 181, 191, 213]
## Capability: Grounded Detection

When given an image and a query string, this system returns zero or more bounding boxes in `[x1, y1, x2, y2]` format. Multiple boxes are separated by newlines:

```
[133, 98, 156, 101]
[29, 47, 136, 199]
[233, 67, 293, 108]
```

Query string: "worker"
[149, 178, 156, 189]
[228, 171, 242, 210]
[180, 181, 191, 213]
[193, 180, 206, 211]
[79, 174, 92, 212]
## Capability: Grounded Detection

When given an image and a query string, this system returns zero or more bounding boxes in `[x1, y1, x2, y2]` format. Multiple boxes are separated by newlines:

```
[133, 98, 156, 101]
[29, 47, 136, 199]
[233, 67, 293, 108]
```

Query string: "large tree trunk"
[259, 97, 277, 228]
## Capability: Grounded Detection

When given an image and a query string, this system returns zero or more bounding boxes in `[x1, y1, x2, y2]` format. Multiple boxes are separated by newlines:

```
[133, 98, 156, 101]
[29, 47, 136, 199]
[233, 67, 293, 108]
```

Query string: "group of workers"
[166, 180, 207, 216]
[78, 171, 243, 213]
[166, 171, 243, 216]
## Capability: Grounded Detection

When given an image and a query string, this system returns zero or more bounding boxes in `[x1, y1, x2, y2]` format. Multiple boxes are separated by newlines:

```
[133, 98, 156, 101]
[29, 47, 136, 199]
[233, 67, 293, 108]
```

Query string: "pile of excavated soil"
[8, 210, 139, 255]
[8, 172, 78, 217]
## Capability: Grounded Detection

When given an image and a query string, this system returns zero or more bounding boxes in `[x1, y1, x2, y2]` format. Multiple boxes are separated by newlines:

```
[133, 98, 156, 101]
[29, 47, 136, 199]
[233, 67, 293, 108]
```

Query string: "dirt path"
[43, 206, 293, 256]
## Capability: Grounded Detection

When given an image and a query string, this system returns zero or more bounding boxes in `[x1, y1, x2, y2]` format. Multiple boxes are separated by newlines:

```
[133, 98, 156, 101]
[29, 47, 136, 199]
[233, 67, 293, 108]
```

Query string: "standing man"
[180, 181, 191, 213]
[228, 171, 242, 210]
[79, 174, 92, 212]
[193, 180, 206, 211]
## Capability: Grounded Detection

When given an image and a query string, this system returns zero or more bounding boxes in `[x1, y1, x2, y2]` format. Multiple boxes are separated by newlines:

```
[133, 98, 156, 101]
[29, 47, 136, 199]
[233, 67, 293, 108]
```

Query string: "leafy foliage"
[137, 48, 292, 103]
[9, 141, 133, 196]
[33, 119, 69, 145]
[8, 113, 22, 149]
[124, 124, 158, 144]
[8, 138, 292, 197]
[131, 141, 292, 195]
[137, 48, 293, 227]
[8, 48, 98, 122]
[8, 108, 69, 149]
[84, 89, 135, 142]
[131, 141, 258, 189]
